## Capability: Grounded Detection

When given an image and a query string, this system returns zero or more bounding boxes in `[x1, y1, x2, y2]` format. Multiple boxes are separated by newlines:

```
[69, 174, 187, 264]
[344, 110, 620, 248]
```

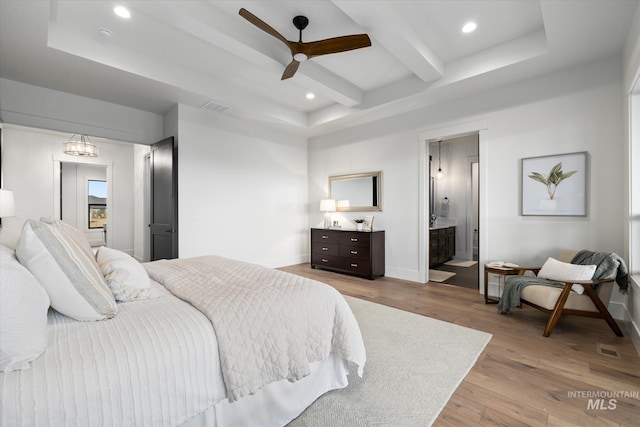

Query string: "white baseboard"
[385, 266, 421, 283]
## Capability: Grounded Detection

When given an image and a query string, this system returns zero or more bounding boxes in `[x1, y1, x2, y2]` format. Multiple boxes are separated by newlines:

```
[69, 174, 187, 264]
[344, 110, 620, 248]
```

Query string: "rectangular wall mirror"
[329, 171, 382, 212]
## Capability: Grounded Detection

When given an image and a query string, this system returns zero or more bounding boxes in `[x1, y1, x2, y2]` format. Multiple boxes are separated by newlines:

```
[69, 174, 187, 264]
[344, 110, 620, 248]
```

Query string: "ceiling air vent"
[200, 101, 230, 113]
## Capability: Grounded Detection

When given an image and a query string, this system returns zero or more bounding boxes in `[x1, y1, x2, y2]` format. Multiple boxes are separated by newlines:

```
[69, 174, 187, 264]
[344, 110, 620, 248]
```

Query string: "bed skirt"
[182, 352, 350, 427]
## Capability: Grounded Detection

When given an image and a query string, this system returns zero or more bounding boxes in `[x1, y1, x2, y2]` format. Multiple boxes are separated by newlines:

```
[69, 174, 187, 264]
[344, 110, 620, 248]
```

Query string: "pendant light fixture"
[63, 134, 99, 157]
[437, 140, 443, 179]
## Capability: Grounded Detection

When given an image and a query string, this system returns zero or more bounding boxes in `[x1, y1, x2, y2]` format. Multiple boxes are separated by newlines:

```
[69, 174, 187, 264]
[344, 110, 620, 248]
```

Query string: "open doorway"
[58, 162, 111, 247]
[427, 133, 480, 289]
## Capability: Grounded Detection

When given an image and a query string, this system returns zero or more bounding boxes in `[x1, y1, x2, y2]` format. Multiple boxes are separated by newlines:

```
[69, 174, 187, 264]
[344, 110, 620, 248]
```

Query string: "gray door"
[150, 137, 178, 260]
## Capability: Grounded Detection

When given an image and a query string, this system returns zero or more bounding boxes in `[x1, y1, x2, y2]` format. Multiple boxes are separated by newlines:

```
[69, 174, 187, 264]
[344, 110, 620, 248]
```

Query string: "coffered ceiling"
[0, 1, 637, 137]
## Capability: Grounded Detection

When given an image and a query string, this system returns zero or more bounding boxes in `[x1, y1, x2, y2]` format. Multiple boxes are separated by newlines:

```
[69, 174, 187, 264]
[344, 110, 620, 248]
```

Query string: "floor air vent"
[597, 343, 621, 359]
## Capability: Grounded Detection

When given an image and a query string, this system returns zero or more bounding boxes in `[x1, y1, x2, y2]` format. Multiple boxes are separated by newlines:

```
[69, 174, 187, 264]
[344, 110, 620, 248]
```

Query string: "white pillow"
[96, 246, 163, 302]
[537, 257, 597, 294]
[0, 244, 50, 371]
[16, 220, 117, 321]
[40, 217, 95, 259]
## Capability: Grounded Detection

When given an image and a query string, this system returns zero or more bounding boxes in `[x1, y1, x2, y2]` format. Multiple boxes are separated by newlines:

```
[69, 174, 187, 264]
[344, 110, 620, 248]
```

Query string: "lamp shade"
[0, 189, 16, 218]
[319, 199, 336, 212]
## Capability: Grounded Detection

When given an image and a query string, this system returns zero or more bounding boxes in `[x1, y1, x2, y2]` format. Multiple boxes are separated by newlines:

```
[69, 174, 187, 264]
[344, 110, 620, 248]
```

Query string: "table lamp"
[319, 199, 336, 229]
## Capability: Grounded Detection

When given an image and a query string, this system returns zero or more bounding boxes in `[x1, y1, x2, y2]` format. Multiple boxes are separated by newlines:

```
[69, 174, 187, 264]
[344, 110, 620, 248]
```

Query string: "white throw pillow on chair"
[537, 257, 597, 294]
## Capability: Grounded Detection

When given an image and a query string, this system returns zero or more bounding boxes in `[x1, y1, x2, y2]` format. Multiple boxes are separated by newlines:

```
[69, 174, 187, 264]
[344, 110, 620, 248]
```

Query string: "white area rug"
[444, 260, 478, 268]
[428, 269, 456, 282]
[288, 296, 492, 426]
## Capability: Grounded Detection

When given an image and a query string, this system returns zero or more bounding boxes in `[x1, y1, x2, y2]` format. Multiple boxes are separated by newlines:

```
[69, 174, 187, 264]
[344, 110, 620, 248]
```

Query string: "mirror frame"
[329, 171, 382, 212]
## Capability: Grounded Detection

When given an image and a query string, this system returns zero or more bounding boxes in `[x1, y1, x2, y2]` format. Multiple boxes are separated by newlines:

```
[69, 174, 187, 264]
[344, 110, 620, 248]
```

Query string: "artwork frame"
[363, 215, 374, 231]
[521, 151, 588, 216]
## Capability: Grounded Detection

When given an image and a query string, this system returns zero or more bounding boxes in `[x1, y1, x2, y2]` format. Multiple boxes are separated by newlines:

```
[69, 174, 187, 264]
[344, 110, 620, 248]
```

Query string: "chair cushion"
[521, 285, 604, 311]
[537, 257, 596, 294]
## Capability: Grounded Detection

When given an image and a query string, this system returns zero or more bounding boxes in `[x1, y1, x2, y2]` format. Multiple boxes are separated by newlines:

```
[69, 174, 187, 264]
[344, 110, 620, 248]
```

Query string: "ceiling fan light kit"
[239, 8, 371, 80]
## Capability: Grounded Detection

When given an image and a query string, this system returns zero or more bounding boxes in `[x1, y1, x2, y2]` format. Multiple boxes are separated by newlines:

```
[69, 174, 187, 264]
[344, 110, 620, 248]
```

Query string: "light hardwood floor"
[280, 264, 640, 427]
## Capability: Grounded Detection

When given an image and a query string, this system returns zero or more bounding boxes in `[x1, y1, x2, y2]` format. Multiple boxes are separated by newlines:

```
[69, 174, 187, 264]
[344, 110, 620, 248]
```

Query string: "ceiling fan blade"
[239, 8, 290, 46]
[304, 34, 371, 58]
[281, 60, 300, 80]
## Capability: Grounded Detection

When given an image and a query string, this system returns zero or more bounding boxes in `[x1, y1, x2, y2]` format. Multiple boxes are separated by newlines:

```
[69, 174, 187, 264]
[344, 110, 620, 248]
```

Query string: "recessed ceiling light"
[306, 92, 315, 100]
[113, 5, 131, 19]
[462, 22, 477, 33]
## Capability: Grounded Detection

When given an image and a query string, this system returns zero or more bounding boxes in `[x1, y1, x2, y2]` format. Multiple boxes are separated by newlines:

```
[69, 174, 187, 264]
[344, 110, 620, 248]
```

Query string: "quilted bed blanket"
[144, 255, 366, 402]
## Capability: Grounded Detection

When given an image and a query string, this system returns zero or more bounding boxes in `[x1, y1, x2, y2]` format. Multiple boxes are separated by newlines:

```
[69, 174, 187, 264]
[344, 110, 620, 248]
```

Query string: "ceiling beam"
[332, 0, 443, 83]
[136, 1, 364, 107]
[47, 23, 308, 128]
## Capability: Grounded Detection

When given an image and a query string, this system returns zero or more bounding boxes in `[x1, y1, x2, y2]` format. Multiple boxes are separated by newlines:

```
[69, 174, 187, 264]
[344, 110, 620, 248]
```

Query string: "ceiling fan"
[239, 8, 372, 80]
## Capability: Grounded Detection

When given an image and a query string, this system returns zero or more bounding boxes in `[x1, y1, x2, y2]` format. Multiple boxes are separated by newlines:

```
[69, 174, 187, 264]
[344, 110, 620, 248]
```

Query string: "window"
[88, 180, 107, 229]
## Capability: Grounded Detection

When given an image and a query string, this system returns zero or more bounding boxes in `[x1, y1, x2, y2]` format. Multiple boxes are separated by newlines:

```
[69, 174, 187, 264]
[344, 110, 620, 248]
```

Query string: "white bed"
[0, 219, 366, 426]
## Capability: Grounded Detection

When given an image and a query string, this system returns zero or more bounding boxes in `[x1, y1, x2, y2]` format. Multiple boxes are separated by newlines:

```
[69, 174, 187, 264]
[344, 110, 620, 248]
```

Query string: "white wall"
[176, 105, 308, 267]
[309, 127, 421, 280]
[309, 57, 627, 315]
[1, 125, 137, 254]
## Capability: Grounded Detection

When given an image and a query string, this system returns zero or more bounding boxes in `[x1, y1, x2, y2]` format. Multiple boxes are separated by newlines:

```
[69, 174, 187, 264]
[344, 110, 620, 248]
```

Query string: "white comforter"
[144, 256, 366, 402]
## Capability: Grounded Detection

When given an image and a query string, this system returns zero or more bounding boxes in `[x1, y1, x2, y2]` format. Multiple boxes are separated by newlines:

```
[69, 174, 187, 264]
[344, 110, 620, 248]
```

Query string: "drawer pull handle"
[322, 235, 329, 239]
[350, 263, 358, 267]
[322, 247, 329, 251]
[350, 250, 358, 255]
[322, 258, 329, 263]
[350, 238, 358, 242]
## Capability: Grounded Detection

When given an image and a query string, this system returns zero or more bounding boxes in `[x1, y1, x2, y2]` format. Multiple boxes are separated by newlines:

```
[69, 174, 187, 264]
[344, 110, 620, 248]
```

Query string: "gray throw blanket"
[497, 250, 628, 314]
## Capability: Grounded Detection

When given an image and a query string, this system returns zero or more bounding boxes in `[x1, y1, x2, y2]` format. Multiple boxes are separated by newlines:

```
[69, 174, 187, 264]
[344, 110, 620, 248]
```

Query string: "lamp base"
[324, 212, 332, 229]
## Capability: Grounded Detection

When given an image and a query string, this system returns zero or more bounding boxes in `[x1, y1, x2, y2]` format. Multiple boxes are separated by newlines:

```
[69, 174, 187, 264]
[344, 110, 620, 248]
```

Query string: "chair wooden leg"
[583, 285, 624, 337]
[543, 284, 572, 337]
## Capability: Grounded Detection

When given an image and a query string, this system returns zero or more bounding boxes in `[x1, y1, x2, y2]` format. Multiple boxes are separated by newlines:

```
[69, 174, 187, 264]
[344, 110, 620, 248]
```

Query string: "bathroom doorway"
[427, 133, 480, 289]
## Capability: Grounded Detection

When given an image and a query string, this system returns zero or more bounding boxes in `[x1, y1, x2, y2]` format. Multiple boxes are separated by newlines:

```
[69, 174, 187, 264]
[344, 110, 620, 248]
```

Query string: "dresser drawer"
[311, 242, 339, 256]
[339, 245, 368, 259]
[341, 258, 372, 275]
[311, 229, 340, 244]
[311, 253, 341, 268]
[338, 232, 371, 247]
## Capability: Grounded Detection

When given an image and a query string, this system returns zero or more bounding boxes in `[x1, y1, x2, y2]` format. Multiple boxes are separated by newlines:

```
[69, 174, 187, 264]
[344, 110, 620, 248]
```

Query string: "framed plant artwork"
[521, 151, 587, 216]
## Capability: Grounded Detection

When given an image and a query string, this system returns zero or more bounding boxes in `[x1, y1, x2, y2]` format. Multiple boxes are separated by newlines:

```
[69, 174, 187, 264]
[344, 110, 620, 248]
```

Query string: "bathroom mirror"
[329, 171, 382, 212]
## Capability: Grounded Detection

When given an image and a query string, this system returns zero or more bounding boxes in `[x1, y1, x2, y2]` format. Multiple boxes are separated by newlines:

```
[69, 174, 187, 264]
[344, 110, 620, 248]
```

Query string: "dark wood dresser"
[310, 228, 385, 280]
